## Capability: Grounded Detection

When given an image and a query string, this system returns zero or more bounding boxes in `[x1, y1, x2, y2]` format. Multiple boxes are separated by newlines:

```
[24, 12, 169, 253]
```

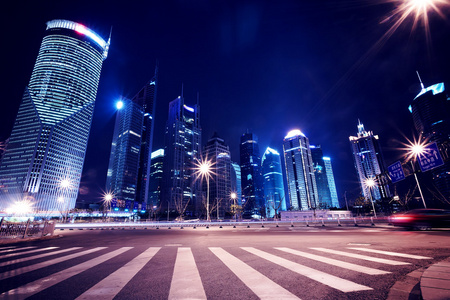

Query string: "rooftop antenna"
[416, 70, 425, 91]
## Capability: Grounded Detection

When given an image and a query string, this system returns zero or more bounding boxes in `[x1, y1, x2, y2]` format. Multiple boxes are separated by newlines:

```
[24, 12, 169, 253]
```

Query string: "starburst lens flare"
[365, 178, 376, 188]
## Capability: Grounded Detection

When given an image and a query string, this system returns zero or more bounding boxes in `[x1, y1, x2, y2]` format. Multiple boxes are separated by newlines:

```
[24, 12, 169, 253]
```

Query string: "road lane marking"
[0, 246, 18, 253]
[0, 247, 107, 280]
[275, 247, 390, 275]
[77, 247, 161, 300]
[0, 247, 82, 267]
[210, 247, 300, 299]
[347, 248, 433, 259]
[0, 247, 58, 259]
[0, 247, 133, 299]
[310, 248, 410, 265]
[0, 246, 36, 255]
[242, 247, 372, 293]
[169, 247, 207, 300]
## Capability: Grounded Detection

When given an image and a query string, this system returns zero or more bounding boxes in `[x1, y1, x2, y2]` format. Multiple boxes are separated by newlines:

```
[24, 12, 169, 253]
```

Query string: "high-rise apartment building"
[349, 121, 390, 201]
[203, 133, 231, 219]
[283, 130, 318, 210]
[0, 20, 109, 213]
[240, 132, 265, 218]
[163, 95, 201, 217]
[148, 149, 164, 208]
[106, 99, 144, 202]
[409, 82, 450, 202]
[261, 147, 287, 217]
[134, 67, 158, 205]
[323, 157, 339, 208]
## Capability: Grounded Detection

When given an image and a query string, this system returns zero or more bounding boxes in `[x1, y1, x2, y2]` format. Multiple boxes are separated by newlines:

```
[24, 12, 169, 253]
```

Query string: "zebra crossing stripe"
[0, 246, 35, 255]
[0, 246, 17, 253]
[210, 247, 300, 299]
[310, 248, 410, 265]
[242, 247, 372, 293]
[169, 247, 207, 300]
[0, 246, 58, 259]
[76, 247, 161, 300]
[0, 247, 133, 299]
[275, 247, 390, 275]
[0, 247, 82, 267]
[0, 247, 107, 280]
[347, 248, 433, 259]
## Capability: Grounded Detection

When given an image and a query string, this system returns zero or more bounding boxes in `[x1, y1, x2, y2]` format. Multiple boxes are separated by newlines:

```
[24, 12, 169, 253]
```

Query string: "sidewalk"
[0, 234, 62, 245]
[420, 257, 450, 300]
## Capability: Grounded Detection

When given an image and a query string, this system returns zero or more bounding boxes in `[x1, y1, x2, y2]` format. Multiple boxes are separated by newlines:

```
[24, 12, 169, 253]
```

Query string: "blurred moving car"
[391, 209, 450, 230]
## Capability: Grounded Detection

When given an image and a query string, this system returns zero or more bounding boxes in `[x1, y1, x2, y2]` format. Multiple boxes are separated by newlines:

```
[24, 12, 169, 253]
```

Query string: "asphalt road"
[0, 224, 449, 299]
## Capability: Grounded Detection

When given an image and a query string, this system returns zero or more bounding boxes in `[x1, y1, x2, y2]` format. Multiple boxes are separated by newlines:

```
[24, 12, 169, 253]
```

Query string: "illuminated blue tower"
[0, 20, 109, 213]
[261, 147, 287, 217]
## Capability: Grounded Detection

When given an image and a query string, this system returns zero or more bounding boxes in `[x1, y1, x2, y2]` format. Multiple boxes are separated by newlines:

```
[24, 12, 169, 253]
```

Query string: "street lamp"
[364, 177, 377, 218]
[231, 192, 237, 221]
[193, 157, 214, 222]
[103, 193, 113, 222]
[408, 142, 427, 208]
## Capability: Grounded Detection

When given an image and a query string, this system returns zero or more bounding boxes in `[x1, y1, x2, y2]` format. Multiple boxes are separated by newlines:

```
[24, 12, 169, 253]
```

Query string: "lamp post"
[231, 192, 237, 221]
[194, 158, 214, 222]
[409, 143, 427, 208]
[104, 193, 113, 222]
[364, 178, 377, 218]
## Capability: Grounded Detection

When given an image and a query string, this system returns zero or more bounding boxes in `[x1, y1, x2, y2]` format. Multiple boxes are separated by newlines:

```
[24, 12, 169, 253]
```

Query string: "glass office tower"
[283, 130, 318, 210]
[148, 149, 164, 208]
[310, 145, 332, 208]
[261, 147, 287, 217]
[0, 20, 109, 213]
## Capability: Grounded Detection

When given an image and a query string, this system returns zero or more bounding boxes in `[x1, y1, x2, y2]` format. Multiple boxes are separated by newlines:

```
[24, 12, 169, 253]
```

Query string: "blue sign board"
[417, 142, 444, 172]
[388, 161, 405, 183]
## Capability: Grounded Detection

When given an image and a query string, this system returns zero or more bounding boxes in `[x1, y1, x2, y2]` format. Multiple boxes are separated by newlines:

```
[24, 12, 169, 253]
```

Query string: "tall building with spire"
[409, 79, 450, 203]
[163, 94, 201, 217]
[203, 133, 231, 219]
[283, 130, 318, 210]
[240, 132, 265, 218]
[261, 147, 287, 217]
[349, 121, 390, 202]
[0, 20, 110, 213]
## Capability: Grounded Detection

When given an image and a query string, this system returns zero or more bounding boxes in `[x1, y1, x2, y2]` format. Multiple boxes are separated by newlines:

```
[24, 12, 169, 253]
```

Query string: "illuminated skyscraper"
[0, 20, 109, 213]
[310, 145, 332, 208]
[163, 95, 201, 216]
[283, 130, 318, 210]
[230, 162, 242, 205]
[240, 132, 265, 218]
[323, 157, 339, 208]
[134, 66, 158, 205]
[148, 149, 164, 208]
[106, 99, 143, 202]
[409, 81, 450, 202]
[349, 121, 390, 201]
[203, 133, 231, 219]
[261, 147, 287, 217]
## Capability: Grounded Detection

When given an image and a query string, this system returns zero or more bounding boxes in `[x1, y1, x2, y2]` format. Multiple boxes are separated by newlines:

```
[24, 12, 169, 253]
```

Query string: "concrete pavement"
[420, 257, 450, 300]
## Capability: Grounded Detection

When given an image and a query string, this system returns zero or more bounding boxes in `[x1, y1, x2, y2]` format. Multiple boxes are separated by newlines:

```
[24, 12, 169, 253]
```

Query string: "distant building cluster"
[1, 19, 449, 217]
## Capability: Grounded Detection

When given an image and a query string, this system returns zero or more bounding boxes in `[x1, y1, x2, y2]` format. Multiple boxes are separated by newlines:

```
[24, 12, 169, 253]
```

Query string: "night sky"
[2, 0, 450, 206]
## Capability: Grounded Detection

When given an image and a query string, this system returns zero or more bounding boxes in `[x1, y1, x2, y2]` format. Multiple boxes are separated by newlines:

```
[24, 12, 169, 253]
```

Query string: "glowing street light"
[231, 192, 237, 221]
[193, 157, 215, 222]
[408, 142, 428, 208]
[103, 192, 114, 221]
[364, 177, 377, 218]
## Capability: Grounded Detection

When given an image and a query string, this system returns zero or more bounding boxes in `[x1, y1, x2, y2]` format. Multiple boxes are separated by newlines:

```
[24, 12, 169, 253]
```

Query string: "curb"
[0, 234, 63, 245]
[420, 258, 450, 300]
[387, 267, 424, 300]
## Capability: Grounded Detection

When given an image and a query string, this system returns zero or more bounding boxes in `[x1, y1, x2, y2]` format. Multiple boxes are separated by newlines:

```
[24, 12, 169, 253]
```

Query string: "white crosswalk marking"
[169, 247, 207, 300]
[210, 247, 300, 299]
[0, 247, 133, 299]
[310, 248, 411, 265]
[0, 246, 35, 255]
[0, 246, 106, 280]
[0, 247, 82, 267]
[242, 247, 372, 292]
[77, 247, 160, 300]
[275, 247, 390, 275]
[0, 246, 58, 259]
[0, 246, 17, 253]
[347, 247, 433, 259]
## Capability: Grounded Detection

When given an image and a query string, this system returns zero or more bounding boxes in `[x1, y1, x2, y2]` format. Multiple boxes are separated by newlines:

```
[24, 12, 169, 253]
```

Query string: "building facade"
[261, 147, 287, 217]
[310, 145, 332, 208]
[163, 95, 201, 217]
[409, 82, 450, 203]
[349, 121, 390, 201]
[240, 132, 265, 218]
[106, 99, 144, 202]
[203, 133, 232, 219]
[283, 130, 318, 210]
[0, 20, 109, 213]
[323, 157, 339, 208]
[148, 149, 164, 209]
[230, 162, 242, 205]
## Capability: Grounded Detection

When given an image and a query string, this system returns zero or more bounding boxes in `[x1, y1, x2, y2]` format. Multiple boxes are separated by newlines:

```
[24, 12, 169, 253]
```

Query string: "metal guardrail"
[0, 218, 55, 239]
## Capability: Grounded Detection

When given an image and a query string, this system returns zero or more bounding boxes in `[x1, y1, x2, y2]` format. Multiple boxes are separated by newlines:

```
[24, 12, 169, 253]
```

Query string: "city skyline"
[2, 1, 450, 206]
